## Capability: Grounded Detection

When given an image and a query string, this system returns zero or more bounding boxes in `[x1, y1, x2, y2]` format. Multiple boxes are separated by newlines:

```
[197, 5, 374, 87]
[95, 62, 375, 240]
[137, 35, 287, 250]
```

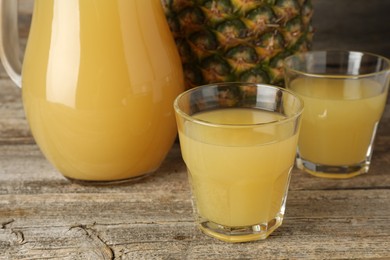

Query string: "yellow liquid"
[22, 0, 184, 181]
[289, 78, 387, 166]
[179, 108, 299, 227]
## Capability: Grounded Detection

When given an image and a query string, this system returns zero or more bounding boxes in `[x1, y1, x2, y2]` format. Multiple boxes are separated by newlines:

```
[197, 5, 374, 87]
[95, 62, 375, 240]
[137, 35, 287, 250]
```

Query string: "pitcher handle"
[0, 0, 22, 88]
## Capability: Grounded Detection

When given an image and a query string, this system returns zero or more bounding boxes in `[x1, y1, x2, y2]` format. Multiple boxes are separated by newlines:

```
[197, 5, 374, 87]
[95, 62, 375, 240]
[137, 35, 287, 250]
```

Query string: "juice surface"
[179, 108, 299, 227]
[289, 78, 387, 165]
[22, 0, 183, 181]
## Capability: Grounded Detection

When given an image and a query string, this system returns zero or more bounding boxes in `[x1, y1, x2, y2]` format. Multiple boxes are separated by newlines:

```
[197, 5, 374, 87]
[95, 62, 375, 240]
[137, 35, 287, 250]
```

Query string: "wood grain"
[0, 76, 389, 258]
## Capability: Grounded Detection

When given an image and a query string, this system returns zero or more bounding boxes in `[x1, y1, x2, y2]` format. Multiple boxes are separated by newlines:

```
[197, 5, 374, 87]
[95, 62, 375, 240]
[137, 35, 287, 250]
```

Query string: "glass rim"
[173, 82, 304, 128]
[284, 50, 390, 79]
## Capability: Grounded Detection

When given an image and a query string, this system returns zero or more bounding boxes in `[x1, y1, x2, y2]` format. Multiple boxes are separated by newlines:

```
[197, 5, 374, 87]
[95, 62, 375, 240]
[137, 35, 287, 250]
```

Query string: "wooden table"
[1, 1, 390, 259]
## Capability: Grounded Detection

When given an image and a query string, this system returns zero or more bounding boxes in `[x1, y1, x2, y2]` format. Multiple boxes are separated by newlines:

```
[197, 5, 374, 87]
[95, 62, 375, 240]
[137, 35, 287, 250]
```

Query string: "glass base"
[64, 171, 155, 185]
[197, 215, 284, 243]
[296, 157, 369, 179]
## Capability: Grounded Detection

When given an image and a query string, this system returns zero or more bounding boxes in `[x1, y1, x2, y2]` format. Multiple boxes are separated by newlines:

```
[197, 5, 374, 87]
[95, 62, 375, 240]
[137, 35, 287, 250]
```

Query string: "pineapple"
[161, 0, 314, 89]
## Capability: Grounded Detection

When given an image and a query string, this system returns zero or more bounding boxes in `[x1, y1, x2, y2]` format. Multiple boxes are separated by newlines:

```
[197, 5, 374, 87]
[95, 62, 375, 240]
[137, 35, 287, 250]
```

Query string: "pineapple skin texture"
[161, 0, 314, 89]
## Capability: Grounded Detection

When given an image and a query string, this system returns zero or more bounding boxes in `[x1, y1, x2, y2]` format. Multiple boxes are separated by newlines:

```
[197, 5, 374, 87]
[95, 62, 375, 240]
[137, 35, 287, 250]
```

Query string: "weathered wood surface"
[1, 80, 389, 259]
[1, 1, 390, 259]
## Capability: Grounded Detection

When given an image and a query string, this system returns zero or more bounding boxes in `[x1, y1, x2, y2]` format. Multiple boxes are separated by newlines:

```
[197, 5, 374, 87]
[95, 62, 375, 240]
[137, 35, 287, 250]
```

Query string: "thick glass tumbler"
[174, 83, 303, 242]
[284, 50, 390, 178]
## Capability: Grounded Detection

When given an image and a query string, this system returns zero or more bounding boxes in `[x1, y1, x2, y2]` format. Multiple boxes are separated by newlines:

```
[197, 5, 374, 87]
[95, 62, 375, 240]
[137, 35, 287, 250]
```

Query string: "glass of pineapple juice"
[174, 83, 303, 242]
[284, 50, 390, 179]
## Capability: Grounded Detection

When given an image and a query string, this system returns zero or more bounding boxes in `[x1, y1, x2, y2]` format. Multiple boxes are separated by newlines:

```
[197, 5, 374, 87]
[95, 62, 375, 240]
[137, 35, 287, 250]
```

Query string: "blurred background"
[312, 0, 390, 58]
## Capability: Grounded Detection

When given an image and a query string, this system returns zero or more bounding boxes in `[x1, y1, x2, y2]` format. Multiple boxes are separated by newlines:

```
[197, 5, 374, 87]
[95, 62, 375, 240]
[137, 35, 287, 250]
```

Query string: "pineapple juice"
[290, 78, 387, 166]
[22, 0, 183, 181]
[179, 108, 299, 228]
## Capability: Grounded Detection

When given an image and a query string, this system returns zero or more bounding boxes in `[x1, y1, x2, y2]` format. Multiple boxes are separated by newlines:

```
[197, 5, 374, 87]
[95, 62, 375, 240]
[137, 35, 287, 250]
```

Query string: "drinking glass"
[284, 50, 390, 178]
[174, 83, 303, 242]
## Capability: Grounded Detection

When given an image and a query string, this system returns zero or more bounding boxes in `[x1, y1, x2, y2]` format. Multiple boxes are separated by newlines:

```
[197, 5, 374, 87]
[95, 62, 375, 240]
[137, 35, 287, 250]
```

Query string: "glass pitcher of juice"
[0, 0, 184, 183]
